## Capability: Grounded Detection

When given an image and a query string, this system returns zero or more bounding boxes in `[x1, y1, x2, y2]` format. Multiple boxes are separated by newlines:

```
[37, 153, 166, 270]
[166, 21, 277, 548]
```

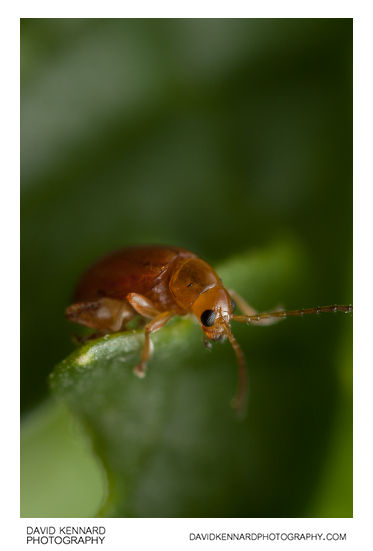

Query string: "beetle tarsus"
[133, 363, 147, 378]
[203, 337, 213, 350]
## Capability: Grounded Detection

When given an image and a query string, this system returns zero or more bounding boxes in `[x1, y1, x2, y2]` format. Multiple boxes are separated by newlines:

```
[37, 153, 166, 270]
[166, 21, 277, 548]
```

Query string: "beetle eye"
[201, 309, 216, 327]
[231, 298, 236, 312]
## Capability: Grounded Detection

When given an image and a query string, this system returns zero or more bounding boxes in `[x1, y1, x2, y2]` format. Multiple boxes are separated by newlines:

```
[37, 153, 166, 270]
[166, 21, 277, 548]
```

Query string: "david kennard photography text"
[26, 526, 106, 545]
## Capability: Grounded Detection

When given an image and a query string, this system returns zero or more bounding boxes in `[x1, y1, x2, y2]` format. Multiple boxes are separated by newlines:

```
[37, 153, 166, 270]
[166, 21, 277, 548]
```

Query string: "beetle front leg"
[133, 311, 175, 378]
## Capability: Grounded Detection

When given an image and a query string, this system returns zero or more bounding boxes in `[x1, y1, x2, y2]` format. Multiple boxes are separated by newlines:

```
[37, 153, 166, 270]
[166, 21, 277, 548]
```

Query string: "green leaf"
[21, 400, 104, 518]
[48, 240, 351, 517]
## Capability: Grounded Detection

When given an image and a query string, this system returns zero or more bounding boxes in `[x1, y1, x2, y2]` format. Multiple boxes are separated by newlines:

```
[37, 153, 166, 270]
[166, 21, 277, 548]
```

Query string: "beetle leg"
[133, 311, 174, 378]
[203, 336, 213, 350]
[66, 297, 135, 332]
[228, 289, 281, 326]
[126, 293, 161, 318]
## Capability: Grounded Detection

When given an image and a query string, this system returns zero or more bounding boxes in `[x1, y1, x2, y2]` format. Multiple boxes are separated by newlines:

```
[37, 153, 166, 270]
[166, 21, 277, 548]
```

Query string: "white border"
[3, 2, 372, 549]
[12, 1, 354, 18]
[18, 518, 355, 549]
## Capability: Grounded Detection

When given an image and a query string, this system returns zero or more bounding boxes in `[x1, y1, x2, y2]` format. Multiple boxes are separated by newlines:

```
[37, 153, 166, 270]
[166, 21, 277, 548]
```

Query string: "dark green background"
[21, 19, 352, 517]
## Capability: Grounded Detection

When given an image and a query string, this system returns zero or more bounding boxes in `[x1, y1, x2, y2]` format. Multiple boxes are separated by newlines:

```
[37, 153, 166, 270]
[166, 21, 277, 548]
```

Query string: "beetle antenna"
[225, 323, 247, 417]
[232, 304, 352, 324]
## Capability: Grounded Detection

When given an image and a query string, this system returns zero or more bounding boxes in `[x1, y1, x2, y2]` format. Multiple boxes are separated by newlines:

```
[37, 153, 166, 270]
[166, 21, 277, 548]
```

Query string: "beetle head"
[192, 286, 247, 414]
[192, 287, 233, 341]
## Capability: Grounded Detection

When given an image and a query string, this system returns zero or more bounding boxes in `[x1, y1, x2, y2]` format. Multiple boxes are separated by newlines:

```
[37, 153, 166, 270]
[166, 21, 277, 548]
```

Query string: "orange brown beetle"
[66, 245, 352, 413]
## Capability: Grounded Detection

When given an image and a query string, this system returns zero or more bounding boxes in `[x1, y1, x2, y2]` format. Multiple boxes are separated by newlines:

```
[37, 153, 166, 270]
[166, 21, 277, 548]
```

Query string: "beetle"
[66, 245, 352, 413]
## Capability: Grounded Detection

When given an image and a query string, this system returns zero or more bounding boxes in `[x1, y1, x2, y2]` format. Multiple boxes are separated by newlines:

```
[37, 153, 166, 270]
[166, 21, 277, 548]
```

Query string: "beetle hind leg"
[66, 297, 135, 333]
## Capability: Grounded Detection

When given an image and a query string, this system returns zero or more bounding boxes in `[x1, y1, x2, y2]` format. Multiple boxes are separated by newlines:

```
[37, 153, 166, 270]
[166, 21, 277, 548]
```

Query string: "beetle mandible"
[66, 245, 352, 412]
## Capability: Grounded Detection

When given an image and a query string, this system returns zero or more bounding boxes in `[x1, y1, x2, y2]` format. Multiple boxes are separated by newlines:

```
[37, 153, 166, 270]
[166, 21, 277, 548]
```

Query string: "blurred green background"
[20, 19, 352, 518]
